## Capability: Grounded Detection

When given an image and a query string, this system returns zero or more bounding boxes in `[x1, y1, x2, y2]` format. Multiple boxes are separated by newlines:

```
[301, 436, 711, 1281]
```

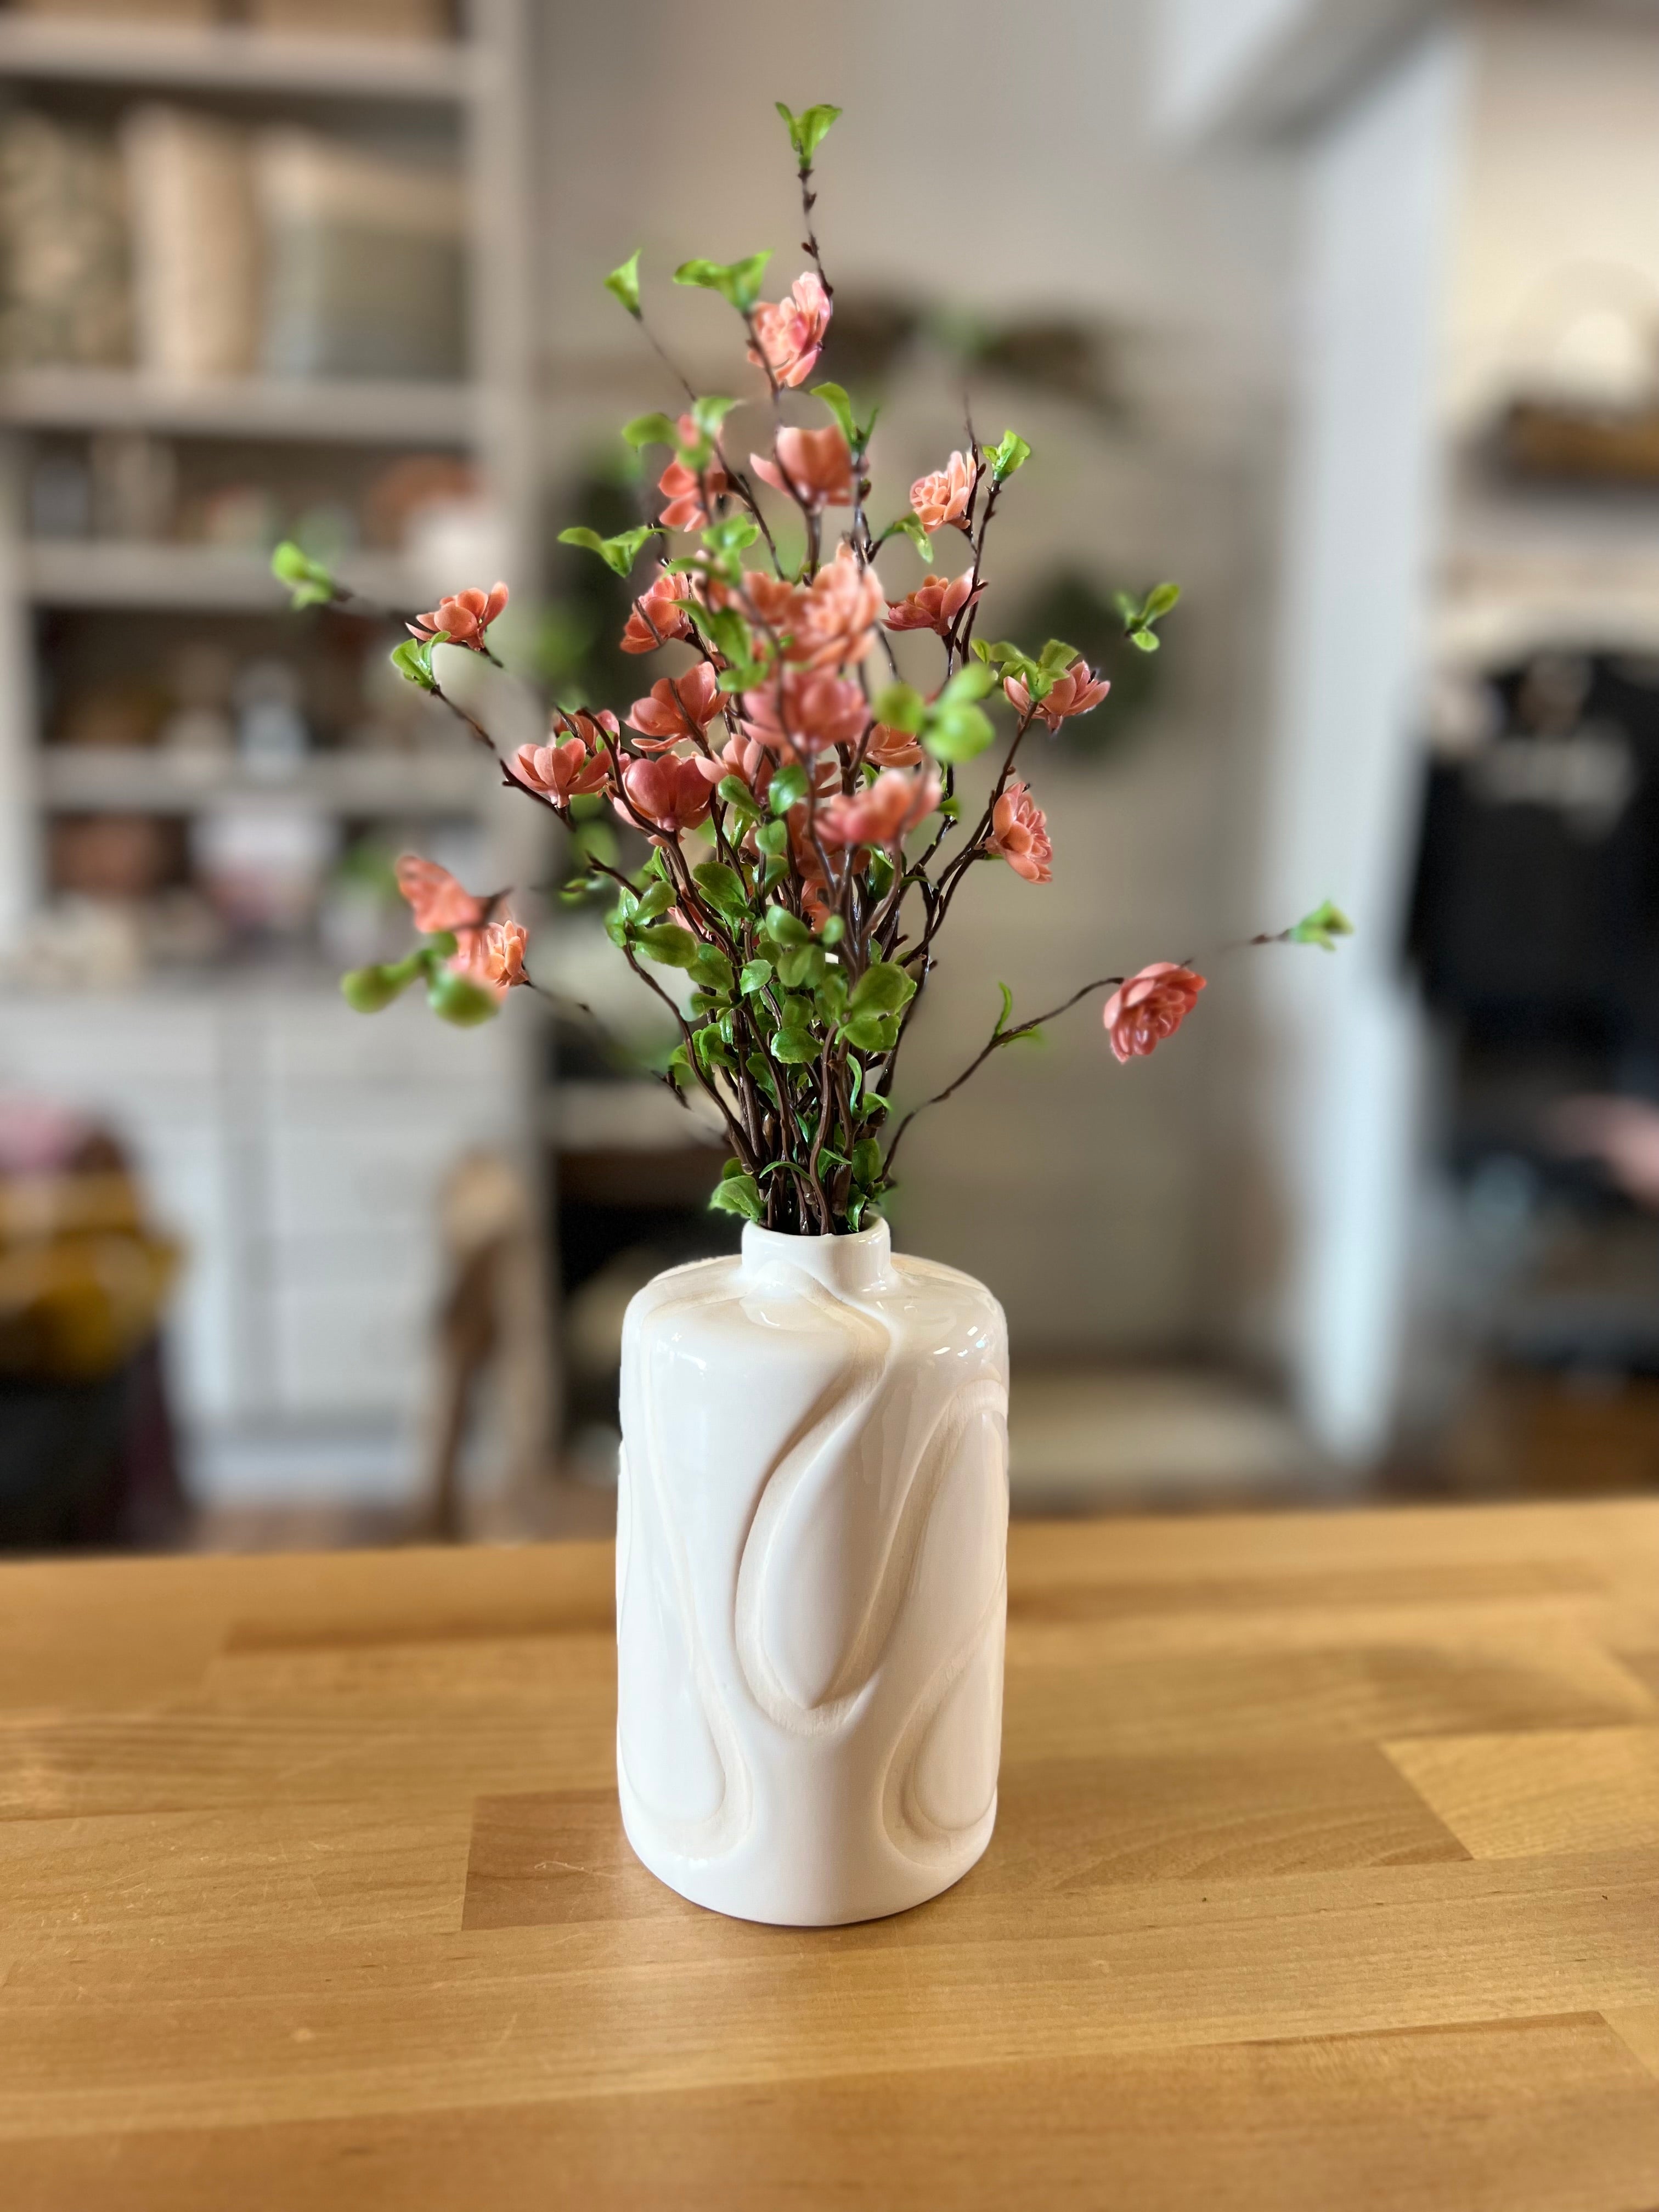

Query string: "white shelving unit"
[0, 13, 480, 101]
[0, 2, 548, 1500]
[22, 538, 423, 612]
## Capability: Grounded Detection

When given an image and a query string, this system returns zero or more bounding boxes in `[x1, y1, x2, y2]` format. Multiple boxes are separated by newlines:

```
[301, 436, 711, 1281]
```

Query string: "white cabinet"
[0, 981, 532, 1494]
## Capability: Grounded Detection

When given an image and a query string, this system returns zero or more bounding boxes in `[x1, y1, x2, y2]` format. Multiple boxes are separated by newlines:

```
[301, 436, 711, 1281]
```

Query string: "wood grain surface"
[4, 1502, 1659, 2209]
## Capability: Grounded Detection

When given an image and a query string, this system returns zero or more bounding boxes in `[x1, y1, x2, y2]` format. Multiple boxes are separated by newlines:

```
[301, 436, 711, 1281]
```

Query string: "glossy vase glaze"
[615, 1219, 1009, 1926]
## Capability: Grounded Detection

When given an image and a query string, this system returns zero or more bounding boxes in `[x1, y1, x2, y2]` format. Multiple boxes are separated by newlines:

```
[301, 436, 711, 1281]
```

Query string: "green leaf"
[819, 914, 844, 946]
[604, 251, 642, 319]
[701, 512, 759, 557]
[775, 100, 842, 166]
[808, 380, 874, 450]
[882, 514, 933, 561]
[740, 957, 773, 996]
[340, 959, 415, 1013]
[389, 637, 438, 691]
[716, 775, 763, 822]
[631, 879, 675, 923]
[692, 860, 748, 918]
[557, 523, 659, 578]
[848, 961, 916, 1017]
[814, 967, 848, 1022]
[861, 1086, 890, 1115]
[708, 1171, 764, 1222]
[772, 1024, 820, 1065]
[687, 945, 735, 993]
[975, 637, 1041, 687]
[985, 428, 1031, 483]
[777, 943, 826, 991]
[753, 819, 789, 858]
[768, 762, 809, 815]
[691, 1023, 736, 1071]
[923, 701, 994, 764]
[1287, 899, 1355, 952]
[673, 251, 774, 315]
[763, 904, 810, 949]
[1036, 637, 1081, 679]
[623, 411, 679, 450]
[1121, 579, 1180, 652]
[810, 380, 855, 445]
[850, 1136, 883, 1188]
[701, 605, 755, 672]
[692, 394, 739, 441]
[940, 663, 995, 705]
[633, 923, 701, 969]
[872, 681, 925, 735]
[841, 1011, 900, 1054]
[425, 969, 498, 1028]
[992, 980, 1014, 1038]
[270, 539, 335, 610]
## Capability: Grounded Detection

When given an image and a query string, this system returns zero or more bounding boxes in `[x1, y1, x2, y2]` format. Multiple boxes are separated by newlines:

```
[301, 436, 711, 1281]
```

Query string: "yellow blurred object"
[0, 1168, 179, 1383]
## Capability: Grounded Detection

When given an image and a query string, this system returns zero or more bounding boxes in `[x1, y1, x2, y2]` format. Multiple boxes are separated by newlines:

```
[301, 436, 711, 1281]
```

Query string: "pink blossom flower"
[747, 272, 832, 389]
[395, 854, 490, 934]
[409, 582, 508, 652]
[1003, 658, 1111, 730]
[884, 570, 982, 637]
[446, 915, 527, 999]
[620, 570, 692, 654]
[864, 720, 923, 768]
[743, 568, 808, 637]
[988, 779, 1052, 883]
[910, 452, 974, 534]
[658, 414, 729, 532]
[698, 728, 773, 796]
[617, 754, 714, 837]
[750, 425, 854, 511]
[741, 668, 867, 757]
[818, 765, 943, 849]
[475, 919, 528, 991]
[789, 545, 884, 670]
[511, 720, 613, 805]
[482, 919, 528, 989]
[625, 663, 723, 748]
[1102, 962, 1206, 1064]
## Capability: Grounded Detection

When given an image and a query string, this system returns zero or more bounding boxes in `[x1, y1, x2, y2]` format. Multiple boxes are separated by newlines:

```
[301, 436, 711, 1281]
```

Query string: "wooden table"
[4, 1502, 1659, 2210]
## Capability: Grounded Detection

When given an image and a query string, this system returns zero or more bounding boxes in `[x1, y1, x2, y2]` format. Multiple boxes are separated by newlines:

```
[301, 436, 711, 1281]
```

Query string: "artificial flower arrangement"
[275, 101, 1348, 1238]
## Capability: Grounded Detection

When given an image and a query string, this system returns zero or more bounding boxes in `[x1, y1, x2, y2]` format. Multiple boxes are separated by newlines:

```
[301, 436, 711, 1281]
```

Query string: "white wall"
[1235, 24, 1465, 1458]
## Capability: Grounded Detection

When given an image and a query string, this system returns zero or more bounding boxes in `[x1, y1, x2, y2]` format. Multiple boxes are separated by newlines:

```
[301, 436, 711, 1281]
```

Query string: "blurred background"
[3, 0, 1659, 1549]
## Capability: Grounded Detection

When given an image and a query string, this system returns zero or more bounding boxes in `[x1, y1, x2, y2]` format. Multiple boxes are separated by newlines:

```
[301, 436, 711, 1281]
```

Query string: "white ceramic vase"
[615, 1219, 1009, 1926]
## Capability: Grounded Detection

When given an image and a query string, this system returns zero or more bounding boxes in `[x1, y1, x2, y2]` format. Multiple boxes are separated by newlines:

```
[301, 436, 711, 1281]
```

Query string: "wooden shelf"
[0, 15, 475, 102]
[36, 746, 492, 814]
[0, 368, 476, 445]
[23, 539, 421, 613]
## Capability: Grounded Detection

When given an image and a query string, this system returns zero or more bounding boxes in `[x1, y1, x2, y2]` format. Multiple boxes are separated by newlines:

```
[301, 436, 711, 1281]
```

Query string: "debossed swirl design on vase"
[616, 1220, 1009, 1926]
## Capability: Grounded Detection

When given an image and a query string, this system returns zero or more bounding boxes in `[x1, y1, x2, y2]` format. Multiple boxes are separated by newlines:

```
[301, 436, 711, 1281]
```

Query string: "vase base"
[618, 1788, 997, 1928]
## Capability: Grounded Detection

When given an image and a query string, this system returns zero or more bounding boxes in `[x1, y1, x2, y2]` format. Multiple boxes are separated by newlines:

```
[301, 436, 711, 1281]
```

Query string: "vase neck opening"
[741, 1218, 893, 1295]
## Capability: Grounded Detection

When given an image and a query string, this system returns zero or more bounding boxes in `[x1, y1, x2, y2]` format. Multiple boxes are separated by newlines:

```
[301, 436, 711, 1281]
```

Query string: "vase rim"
[741, 1217, 892, 1293]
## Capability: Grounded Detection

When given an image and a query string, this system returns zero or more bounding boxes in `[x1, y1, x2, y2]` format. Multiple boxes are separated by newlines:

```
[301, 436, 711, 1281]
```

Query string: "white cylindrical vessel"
[616, 1219, 1009, 1926]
